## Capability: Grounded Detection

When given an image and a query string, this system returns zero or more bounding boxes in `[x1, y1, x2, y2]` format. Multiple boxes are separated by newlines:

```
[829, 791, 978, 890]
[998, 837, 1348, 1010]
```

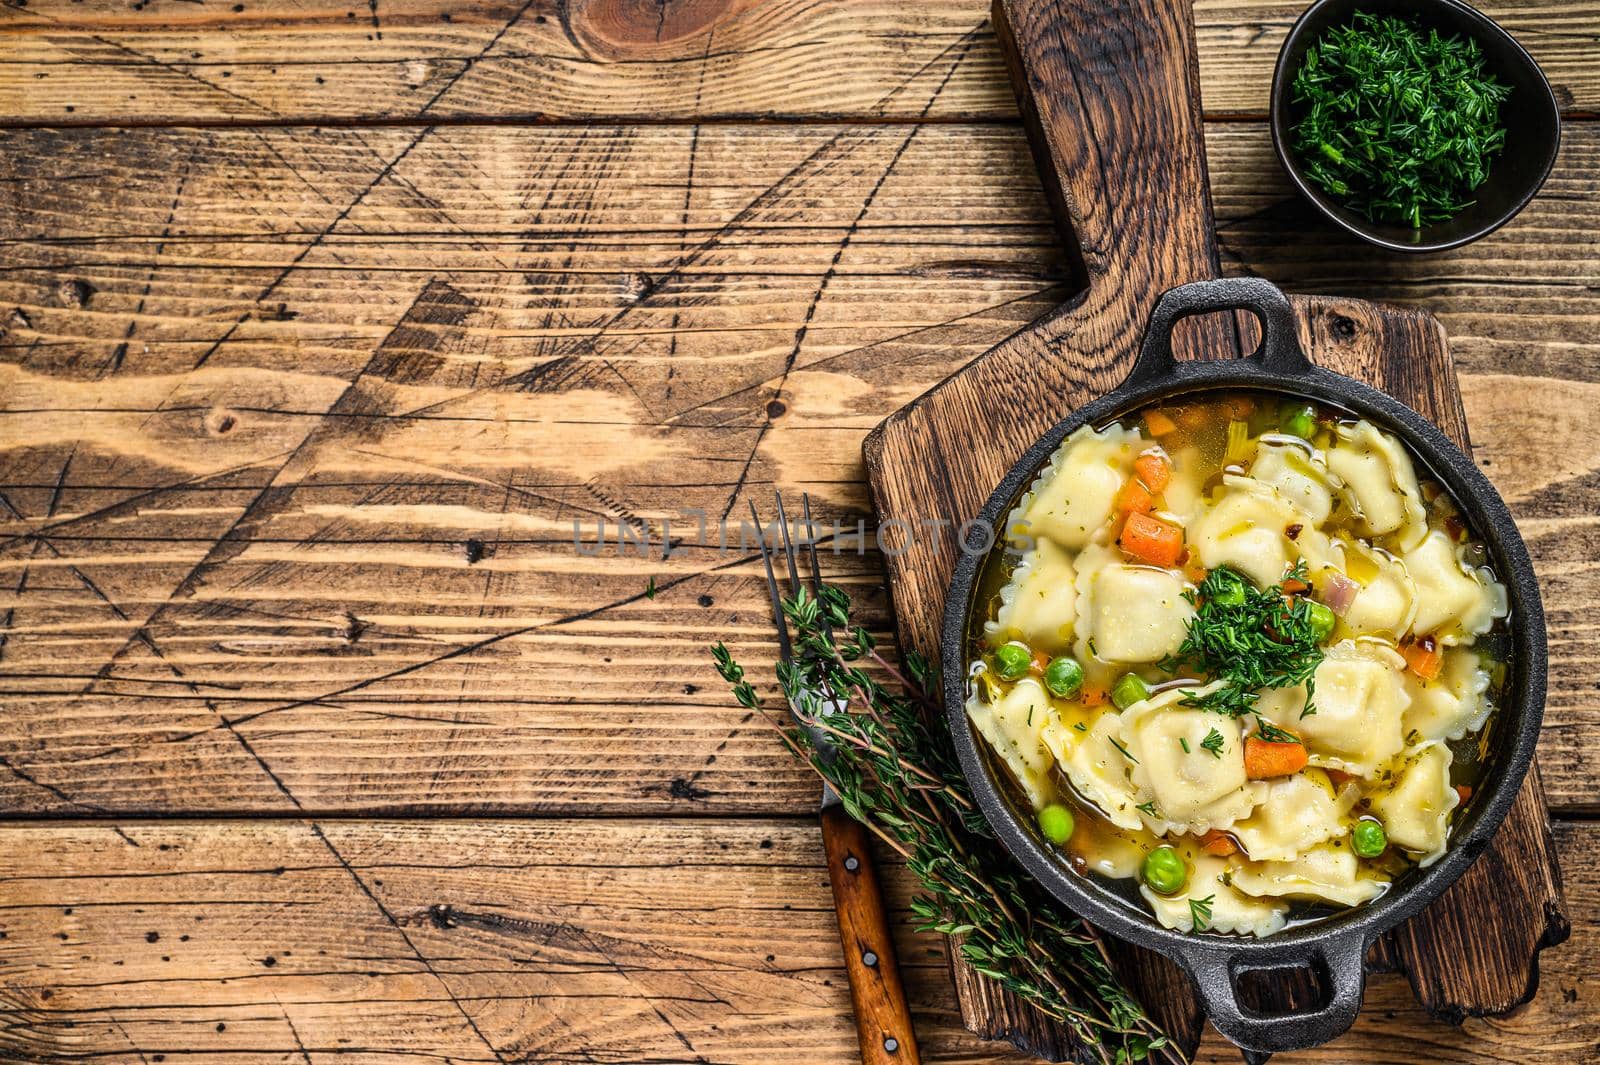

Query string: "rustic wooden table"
[0, 2, 1594, 1062]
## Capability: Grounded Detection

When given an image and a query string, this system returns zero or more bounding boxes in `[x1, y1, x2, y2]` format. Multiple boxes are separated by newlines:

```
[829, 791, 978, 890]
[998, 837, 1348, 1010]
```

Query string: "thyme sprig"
[1290, 11, 1511, 229]
[712, 584, 1177, 1065]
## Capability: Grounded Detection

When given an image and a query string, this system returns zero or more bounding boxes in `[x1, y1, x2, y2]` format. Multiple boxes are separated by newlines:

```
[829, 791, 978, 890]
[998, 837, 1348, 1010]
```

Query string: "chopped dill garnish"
[1189, 895, 1215, 931]
[1254, 718, 1300, 744]
[1136, 800, 1159, 818]
[1290, 11, 1511, 229]
[1166, 564, 1322, 719]
[1200, 728, 1225, 759]
[1179, 737, 1191, 754]
[1109, 737, 1139, 764]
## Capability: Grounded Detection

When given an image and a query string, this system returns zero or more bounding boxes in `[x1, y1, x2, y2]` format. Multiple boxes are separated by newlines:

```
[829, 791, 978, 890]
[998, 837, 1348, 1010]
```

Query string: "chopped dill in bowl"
[1290, 10, 1512, 230]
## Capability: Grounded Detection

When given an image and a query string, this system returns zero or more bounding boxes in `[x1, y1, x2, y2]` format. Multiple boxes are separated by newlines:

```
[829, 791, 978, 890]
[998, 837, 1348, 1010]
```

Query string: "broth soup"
[964, 391, 1509, 937]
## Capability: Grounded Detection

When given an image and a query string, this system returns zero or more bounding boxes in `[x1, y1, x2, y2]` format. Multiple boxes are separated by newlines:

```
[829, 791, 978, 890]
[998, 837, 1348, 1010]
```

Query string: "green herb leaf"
[1189, 894, 1215, 931]
[1254, 717, 1301, 744]
[1200, 728, 1225, 759]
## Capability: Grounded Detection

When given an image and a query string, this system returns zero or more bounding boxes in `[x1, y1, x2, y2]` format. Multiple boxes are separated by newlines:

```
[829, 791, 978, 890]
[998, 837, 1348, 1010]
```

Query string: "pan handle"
[1125, 277, 1314, 388]
[1174, 932, 1368, 1054]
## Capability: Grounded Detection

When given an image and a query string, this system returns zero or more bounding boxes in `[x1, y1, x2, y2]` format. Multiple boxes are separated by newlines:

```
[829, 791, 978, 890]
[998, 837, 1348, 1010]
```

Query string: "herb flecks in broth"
[965, 391, 1510, 938]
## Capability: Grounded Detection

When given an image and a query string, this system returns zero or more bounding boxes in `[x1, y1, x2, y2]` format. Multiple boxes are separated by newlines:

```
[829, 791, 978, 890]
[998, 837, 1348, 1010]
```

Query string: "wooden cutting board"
[861, 0, 1570, 1060]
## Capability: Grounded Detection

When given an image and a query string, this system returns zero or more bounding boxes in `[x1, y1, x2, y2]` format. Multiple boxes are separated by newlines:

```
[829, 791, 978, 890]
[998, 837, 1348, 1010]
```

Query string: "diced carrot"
[1144, 410, 1178, 436]
[1401, 636, 1444, 680]
[1281, 577, 1309, 595]
[1081, 686, 1109, 707]
[1455, 784, 1473, 804]
[1244, 737, 1309, 779]
[1199, 829, 1238, 857]
[1030, 649, 1051, 673]
[1119, 512, 1185, 568]
[1182, 554, 1208, 584]
[1134, 452, 1171, 493]
[1115, 477, 1156, 515]
[1222, 394, 1257, 419]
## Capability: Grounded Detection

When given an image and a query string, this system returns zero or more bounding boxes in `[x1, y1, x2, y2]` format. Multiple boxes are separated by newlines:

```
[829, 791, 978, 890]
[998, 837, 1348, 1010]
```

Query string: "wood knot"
[55, 278, 93, 308]
[203, 407, 238, 436]
[1328, 313, 1358, 341]
[566, 0, 754, 58]
[619, 270, 654, 303]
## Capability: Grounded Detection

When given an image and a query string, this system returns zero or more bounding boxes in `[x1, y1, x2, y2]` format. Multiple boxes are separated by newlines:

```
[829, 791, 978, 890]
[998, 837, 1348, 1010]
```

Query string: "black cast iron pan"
[940, 276, 1547, 1054]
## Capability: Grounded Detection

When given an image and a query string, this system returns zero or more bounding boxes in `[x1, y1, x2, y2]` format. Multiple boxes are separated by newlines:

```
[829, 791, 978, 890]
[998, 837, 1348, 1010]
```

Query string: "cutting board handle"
[993, 0, 1223, 298]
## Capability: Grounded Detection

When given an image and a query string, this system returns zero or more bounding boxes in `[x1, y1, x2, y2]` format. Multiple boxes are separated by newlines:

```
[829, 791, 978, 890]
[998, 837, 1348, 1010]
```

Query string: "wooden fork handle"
[820, 803, 922, 1065]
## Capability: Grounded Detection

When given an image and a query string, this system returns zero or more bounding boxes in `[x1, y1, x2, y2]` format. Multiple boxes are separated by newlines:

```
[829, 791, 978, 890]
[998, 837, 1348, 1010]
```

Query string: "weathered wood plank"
[0, 122, 1595, 816]
[0, 818, 1593, 1063]
[1, 0, 1594, 124]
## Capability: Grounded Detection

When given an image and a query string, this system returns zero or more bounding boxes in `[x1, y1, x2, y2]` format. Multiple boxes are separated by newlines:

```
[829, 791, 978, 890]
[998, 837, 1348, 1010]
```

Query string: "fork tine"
[800, 493, 826, 601]
[774, 491, 803, 594]
[749, 499, 793, 665]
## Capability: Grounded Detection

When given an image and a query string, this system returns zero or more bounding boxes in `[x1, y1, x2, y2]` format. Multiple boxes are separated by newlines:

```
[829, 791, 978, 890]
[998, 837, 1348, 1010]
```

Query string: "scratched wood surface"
[1, 0, 1596, 123]
[0, 819, 1593, 1064]
[0, 1, 1596, 1062]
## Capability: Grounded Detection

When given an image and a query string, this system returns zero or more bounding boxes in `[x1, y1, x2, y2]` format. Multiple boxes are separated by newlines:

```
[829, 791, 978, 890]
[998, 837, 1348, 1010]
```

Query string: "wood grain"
[2, 0, 1595, 124]
[0, 122, 1596, 820]
[0, 817, 1593, 1064]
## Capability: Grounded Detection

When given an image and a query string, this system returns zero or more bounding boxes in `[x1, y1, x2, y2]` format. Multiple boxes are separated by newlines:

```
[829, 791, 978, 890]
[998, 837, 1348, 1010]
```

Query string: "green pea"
[1037, 804, 1075, 845]
[1141, 846, 1188, 896]
[1044, 657, 1086, 699]
[1282, 402, 1318, 440]
[993, 642, 1031, 680]
[1352, 819, 1388, 858]
[1111, 672, 1151, 710]
[1306, 600, 1337, 643]
[1209, 570, 1248, 608]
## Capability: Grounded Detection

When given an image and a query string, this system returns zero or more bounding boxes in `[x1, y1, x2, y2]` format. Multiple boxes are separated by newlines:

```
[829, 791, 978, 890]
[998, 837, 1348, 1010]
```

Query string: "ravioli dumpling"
[1121, 684, 1266, 833]
[1369, 743, 1459, 866]
[1189, 477, 1299, 590]
[1230, 844, 1389, 907]
[1403, 646, 1492, 743]
[1231, 770, 1343, 862]
[1339, 543, 1418, 637]
[965, 678, 1058, 809]
[1403, 530, 1508, 642]
[1141, 847, 1288, 937]
[1057, 713, 1144, 831]
[986, 538, 1078, 653]
[1255, 639, 1410, 777]
[1326, 420, 1428, 550]
[1016, 425, 1142, 549]
[1076, 561, 1195, 664]
[1251, 440, 1335, 525]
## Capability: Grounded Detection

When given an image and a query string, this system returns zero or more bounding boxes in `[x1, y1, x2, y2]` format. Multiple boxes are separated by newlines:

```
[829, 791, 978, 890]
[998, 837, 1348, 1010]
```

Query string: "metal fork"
[751, 492, 921, 1065]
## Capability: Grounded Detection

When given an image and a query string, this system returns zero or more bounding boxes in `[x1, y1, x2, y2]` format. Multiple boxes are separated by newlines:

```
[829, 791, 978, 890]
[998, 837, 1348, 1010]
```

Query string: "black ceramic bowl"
[1270, 0, 1560, 252]
[941, 278, 1547, 1053]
